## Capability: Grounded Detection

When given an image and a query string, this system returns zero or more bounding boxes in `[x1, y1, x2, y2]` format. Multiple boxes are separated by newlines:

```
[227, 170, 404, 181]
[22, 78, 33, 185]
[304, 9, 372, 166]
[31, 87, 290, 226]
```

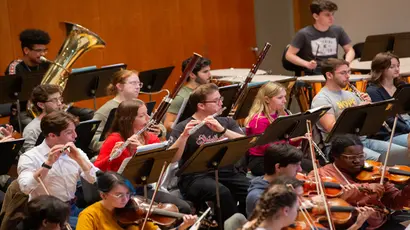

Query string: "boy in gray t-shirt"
[285, 0, 355, 75]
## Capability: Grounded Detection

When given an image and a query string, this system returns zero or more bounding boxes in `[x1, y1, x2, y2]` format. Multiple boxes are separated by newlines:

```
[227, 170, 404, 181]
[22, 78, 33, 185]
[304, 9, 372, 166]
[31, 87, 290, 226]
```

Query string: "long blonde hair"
[245, 82, 286, 127]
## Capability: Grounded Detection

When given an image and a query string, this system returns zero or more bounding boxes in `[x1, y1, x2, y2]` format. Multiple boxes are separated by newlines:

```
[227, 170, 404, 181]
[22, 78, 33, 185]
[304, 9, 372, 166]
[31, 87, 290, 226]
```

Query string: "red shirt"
[94, 132, 160, 172]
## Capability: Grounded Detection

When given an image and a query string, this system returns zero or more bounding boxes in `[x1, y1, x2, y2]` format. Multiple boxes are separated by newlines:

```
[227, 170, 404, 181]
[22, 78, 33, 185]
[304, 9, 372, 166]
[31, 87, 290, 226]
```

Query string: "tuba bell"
[27, 22, 106, 117]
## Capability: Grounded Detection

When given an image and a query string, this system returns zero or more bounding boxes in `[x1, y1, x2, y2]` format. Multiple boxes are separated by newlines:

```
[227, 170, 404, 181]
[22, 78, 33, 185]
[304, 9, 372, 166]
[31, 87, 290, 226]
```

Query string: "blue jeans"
[363, 138, 410, 166]
[69, 204, 83, 230]
[392, 133, 409, 148]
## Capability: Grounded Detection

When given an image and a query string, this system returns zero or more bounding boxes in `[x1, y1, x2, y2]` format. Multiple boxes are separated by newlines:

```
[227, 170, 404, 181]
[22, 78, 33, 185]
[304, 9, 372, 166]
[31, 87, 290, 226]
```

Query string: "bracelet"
[41, 162, 52, 169]
[217, 127, 227, 135]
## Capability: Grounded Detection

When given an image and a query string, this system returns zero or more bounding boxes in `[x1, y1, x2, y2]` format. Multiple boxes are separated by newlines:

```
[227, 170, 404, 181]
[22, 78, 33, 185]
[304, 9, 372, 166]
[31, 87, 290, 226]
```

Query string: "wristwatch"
[41, 162, 52, 169]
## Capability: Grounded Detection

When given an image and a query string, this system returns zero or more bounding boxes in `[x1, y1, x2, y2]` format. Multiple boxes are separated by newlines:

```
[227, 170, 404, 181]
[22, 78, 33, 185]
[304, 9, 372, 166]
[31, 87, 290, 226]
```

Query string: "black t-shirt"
[5, 59, 49, 75]
[169, 116, 243, 168]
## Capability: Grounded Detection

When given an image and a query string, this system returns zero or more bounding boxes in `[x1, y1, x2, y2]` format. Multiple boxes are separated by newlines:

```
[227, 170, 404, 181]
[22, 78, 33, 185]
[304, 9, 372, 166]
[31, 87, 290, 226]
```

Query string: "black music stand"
[254, 106, 331, 146]
[176, 135, 258, 229]
[361, 34, 394, 61]
[98, 101, 156, 142]
[63, 64, 126, 110]
[232, 83, 264, 120]
[120, 147, 177, 198]
[75, 120, 101, 158]
[139, 66, 174, 101]
[0, 138, 25, 174]
[392, 84, 410, 114]
[173, 84, 240, 126]
[325, 99, 395, 143]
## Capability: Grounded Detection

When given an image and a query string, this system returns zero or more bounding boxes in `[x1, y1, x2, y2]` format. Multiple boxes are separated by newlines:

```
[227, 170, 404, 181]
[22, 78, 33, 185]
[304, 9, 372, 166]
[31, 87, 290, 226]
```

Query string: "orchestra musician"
[308, 134, 410, 230]
[246, 144, 303, 216]
[366, 52, 410, 148]
[285, 0, 355, 75]
[17, 111, 98, 228]
[94, 99, 193, 214]
[89, 69, 145, 153]
[164, 56, 212, 132]
[169, 83, 249, 223]
[311, 58, 410, 163]
[244, 82, 303, 176]
[77, 171, 197, 230]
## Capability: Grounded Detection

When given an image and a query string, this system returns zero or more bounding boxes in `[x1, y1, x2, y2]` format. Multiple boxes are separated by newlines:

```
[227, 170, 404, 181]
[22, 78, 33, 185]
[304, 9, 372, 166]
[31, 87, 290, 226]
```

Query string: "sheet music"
[117, 156, 132, 174]
[117, 141, 169, 174]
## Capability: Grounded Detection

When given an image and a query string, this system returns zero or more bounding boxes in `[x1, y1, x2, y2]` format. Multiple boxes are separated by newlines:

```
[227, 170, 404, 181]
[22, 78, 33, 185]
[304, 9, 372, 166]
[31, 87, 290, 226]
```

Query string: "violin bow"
[141, 161, 169, 230]
[380, 115, 399, 184]
[37, 175, 73, 230]
[287, 184, 318, 230]
[306, 120, 336, 230]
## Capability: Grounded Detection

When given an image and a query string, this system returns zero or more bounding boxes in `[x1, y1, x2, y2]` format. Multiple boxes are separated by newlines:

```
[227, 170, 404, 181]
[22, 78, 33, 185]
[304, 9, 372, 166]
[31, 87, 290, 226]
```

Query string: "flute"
[348, 82, 392, 132]
[60, 146, 71, 153]
[188, 107, 226, 135]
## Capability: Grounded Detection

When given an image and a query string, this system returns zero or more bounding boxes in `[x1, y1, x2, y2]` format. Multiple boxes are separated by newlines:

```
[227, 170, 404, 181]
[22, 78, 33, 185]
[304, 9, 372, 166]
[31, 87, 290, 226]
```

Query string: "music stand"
[176, 135, 258, 229]
[325, 99, 395, 143]
[139, 66, 175, 101]
[361, 34, 394, 61]
[74, 120, 101, 157]
[254, 106, 331, 146]
[0, 138, 25, 175]
[392, 84, 410, 114]
[98, 101, 156, 142]
[63, 64, 126, 110]
[120, 147, 177, 198]
[173, 84, 240, 125]
[232, 83, 264, 120]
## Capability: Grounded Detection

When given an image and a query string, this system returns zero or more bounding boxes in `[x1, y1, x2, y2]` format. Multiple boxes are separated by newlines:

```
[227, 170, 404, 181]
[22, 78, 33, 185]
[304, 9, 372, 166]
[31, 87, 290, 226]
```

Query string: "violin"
[284, 212, 326, 230]
[356, 160, 410, 184]
[114, 196, 217, 228]
[296, 173, 343, 198]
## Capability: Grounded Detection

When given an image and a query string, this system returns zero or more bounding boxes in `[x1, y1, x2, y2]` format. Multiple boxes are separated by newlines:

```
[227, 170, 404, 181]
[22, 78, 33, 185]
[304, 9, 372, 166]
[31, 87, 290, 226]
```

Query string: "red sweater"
[94, 132, 160, 172]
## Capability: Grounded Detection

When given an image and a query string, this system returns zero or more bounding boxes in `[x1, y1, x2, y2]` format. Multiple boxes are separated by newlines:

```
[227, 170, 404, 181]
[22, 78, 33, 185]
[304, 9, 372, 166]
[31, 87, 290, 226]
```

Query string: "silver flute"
[188, 107, 226, 135]
[348, 82, 392, 132]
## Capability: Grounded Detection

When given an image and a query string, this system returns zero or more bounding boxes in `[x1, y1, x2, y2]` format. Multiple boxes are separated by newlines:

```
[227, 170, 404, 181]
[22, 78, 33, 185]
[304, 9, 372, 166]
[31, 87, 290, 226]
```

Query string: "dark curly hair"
[19, 29, 51, 52]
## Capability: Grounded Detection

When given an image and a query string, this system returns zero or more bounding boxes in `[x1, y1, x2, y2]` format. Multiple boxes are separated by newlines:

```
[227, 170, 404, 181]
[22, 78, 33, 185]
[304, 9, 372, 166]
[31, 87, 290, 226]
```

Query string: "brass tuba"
[28, 22, 106, 117]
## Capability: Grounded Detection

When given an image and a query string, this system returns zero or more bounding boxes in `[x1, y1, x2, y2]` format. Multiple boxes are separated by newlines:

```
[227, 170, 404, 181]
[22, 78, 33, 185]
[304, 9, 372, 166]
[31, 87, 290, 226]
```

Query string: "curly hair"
[19, 29, 51, 51]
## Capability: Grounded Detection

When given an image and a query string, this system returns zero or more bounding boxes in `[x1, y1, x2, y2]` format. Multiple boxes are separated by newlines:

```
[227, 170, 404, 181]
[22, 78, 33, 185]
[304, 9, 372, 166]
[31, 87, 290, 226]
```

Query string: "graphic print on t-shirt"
[311, 37, 337, 57]
[336, 98, 357, 110]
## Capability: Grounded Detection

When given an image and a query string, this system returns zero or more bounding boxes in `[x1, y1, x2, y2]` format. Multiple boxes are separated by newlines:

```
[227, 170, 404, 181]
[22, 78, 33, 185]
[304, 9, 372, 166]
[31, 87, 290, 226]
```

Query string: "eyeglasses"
[125, 81, 143, 88]
[202, 96, 224, 104]
[30, 48, 48, 54]
[108, 192, 131, 199]
[46, 97, 64, 103]
[334, 70, 351, 76]
[340, 154, 365, 161]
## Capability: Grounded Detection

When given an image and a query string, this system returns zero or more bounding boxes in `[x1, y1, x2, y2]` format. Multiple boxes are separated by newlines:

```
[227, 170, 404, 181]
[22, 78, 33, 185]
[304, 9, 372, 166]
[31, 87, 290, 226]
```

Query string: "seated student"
[89, 69, 156, 153]
[17, 195, 70, 230]
[241, 183, 299, 230]
[94, 99, 192, 214]
[311, 58, 409, 162]
[169, 83, 249, 223]
[77, 171, 197, 230]
[246, 144, 303, 216]
[17, 111, 98, 229]
[245, 82, 303, 176]
[164, 56, 211, 132]
[366, 52, 409, 148]
[308, 134, 410, 230]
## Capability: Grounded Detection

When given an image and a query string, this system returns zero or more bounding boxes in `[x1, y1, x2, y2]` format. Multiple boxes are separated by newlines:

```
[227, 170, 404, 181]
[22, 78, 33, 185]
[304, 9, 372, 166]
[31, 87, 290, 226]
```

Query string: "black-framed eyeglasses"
[46, 97, 64, 103]
[202, 96, 224, 104]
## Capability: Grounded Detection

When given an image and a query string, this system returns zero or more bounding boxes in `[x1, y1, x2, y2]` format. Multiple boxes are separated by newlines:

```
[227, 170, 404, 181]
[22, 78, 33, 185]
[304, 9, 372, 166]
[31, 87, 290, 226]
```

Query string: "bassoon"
[230, 42, 271, 115]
